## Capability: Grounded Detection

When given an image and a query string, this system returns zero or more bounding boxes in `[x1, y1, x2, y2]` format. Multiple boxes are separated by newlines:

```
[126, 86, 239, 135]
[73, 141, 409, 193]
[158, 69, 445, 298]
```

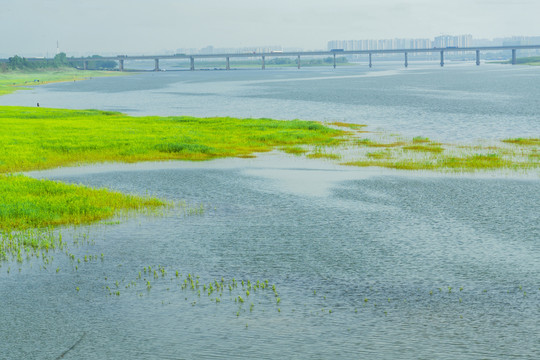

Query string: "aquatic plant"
[0, 174, 164, 231]
[501, 138, 539, 146]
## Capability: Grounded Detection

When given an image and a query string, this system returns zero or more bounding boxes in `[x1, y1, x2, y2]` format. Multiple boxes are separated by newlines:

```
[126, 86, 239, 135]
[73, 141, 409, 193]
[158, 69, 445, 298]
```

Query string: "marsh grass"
[0, 173, 166, 261]
[281, 146, 308, 156]
[306, 146, 342, 160]
[366, 151, 393, 160]
[402, 144, 444, 154]
[0, 106, 343, 173]
[0, 174, 165, 231]
[329, 122, 367, 130]
[502, 138, 540, 146]
[113, 265, 280, 318]
[323, 130, 540, 172]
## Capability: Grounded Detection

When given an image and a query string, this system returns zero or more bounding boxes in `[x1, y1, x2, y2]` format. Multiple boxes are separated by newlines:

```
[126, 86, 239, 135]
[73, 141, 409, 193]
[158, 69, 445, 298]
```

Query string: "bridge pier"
[226, 57, 230, 70]
[333, 54, 336, 68]
[297, 55, 301, 69]
[154, 58, 160, 71]
[404, 52, 408, 68]
[512, 49, 517, 65]
[262, 56, 265, 70]
[119, 59, 124, 71]
[83, 61, 88, 70]
[190, 57, 194, 71]
[369, 53, 372, 68]
[476, 50, 480, 66]
[440, 51, 444, 67]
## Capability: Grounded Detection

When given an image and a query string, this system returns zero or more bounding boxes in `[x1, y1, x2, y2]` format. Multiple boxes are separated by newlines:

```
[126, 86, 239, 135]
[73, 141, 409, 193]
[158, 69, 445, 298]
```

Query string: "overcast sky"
[2, 0, 539, 57]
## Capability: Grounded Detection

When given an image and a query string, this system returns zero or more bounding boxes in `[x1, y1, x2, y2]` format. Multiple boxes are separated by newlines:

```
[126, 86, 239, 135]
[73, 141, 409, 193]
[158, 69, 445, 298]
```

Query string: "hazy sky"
[2, 0, 539, 57]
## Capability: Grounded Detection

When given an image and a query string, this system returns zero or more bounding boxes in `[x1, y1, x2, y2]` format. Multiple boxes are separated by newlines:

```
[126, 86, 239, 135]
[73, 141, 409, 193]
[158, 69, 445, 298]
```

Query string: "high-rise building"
[328, 38, 433, 51]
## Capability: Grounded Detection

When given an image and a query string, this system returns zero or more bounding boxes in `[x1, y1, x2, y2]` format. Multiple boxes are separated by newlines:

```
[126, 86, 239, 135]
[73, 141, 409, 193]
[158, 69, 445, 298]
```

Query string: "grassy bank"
[0, 106, 343, 173]
[0, 105, 343, 256]
[0, 69, 122, 96]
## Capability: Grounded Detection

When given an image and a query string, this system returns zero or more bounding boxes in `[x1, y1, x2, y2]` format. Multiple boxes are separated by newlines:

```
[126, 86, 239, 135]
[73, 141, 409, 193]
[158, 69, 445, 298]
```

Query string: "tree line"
[267, 56, 348, 65]
[0, 53, 117, 72]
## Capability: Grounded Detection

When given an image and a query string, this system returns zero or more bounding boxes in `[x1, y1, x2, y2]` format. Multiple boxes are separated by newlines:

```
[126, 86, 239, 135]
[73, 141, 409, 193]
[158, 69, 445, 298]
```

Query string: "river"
[1, 63, 539, 359]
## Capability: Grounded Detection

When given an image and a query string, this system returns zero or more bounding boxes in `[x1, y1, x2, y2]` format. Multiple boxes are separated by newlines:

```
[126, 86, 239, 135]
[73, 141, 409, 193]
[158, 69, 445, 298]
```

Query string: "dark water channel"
[1, 65, 539, 359]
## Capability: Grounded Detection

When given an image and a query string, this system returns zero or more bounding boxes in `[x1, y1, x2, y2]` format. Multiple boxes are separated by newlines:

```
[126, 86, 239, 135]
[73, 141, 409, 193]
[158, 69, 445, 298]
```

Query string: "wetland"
[0, 63, 538, 359]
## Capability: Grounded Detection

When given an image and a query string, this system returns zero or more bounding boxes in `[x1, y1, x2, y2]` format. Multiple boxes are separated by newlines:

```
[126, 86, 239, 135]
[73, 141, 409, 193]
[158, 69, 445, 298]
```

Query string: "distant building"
[433, 34, 472, 48]
[328, 38, 433, 52]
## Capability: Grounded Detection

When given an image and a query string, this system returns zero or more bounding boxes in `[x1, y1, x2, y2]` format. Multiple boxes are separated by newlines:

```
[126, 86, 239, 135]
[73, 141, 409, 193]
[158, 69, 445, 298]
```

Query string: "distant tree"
[70, 55, 117, 70]
[268, 58, 293, 65]
[8, 55, 29, 70]
[53, 52, 68, 67]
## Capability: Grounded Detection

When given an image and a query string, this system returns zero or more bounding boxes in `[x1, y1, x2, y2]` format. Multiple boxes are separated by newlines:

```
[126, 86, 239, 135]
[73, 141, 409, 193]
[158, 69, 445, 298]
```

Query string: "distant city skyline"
[2, 0, 540, 57]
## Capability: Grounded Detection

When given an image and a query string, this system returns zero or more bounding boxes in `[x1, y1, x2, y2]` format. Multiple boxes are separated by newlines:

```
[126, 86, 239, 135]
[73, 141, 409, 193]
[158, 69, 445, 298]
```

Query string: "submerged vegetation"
[310, 125, 539, 173]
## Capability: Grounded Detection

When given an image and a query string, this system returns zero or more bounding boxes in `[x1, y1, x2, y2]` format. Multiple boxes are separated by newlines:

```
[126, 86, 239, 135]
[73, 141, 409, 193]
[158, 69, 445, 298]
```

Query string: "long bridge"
[18, 45, 540, 71]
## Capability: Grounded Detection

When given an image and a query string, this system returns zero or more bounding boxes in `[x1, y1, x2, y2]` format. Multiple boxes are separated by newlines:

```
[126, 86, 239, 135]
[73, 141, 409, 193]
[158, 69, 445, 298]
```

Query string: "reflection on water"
[2, 155, 539, 359]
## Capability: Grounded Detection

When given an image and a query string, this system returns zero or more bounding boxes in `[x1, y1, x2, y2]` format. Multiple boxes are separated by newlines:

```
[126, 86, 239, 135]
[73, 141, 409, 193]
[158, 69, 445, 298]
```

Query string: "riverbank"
[0, 69, 123, 96]
[495, 56, 540, 66]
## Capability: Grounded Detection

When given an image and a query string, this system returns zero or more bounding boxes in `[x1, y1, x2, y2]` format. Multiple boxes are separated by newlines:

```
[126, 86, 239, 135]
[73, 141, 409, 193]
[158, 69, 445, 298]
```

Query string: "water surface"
[1, 65, 539, 359]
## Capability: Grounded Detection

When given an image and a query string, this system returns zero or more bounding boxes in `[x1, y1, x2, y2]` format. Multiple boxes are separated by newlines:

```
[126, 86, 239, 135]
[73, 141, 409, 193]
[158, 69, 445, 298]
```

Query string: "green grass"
[402, 144, 444, 153]
[336, 131, 539, 172]
[0, 106, 343, 173]
[0, 174, 164, 231]
[329, 122, 368, 130]
[0, 69, 122, 96]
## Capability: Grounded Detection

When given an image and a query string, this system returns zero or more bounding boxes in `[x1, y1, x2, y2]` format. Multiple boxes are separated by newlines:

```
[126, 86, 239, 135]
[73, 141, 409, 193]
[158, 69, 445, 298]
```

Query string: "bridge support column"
[333, 54, 336, 68]
[512, 49, 517, 65]
[440, 51, 444, 67]
[297, 55, 301, 69]
[404, 52, 408, 68]
[119, 59, 124, 71]
[476, 50, 480, 66]
[83, 61, 88, 70]
[262, 56, 265, 70]
[226, 57, 230, 70]
[190, 57, 194, 71]
[154, 58, 160, 71]
[369, 53, 372, 68]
